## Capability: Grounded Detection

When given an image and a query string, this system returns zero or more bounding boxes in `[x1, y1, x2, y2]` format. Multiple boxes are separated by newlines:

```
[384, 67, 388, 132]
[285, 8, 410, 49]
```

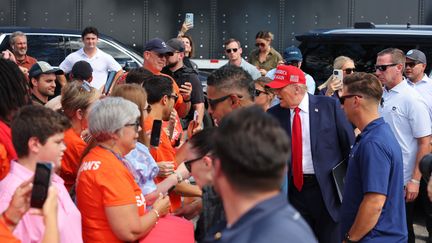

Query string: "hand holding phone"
[185, 13, 194, 29]
[30, 163, 52, 208]
[333, 69, 344, 82]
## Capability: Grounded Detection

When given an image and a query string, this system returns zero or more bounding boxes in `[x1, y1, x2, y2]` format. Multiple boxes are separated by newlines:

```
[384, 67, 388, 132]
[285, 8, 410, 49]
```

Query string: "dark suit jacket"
[268, 94, 355, 222]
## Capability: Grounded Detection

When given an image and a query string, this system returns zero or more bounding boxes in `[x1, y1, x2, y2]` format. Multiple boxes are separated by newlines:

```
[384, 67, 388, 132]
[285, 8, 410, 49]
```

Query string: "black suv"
[0, 27, 143, 71]
[297, 23, 432, 85]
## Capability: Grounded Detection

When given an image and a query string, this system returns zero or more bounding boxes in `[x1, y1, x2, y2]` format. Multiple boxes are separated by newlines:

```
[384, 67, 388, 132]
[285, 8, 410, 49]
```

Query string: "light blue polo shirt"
[379, 79, 432, 185]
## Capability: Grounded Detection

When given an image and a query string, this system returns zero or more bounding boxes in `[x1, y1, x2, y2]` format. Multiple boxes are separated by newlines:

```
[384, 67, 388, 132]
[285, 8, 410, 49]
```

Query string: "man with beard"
[162, 38, 205, 129]
[28, 61, 64, 105]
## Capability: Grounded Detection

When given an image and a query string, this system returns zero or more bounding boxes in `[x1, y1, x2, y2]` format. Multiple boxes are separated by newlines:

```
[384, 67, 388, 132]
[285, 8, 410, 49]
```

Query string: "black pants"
[289, 175, 341, 243]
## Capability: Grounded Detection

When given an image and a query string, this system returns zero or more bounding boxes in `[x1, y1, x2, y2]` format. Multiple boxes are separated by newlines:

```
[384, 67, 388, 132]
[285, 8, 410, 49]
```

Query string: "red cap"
[266, 65, 306, 89]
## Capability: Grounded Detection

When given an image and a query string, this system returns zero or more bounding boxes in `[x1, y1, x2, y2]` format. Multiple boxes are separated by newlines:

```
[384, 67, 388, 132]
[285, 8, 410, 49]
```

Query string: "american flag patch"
[290, 75, 299, 82]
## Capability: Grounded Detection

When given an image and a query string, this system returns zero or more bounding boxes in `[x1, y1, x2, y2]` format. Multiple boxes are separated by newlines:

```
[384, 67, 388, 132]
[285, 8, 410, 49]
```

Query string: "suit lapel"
[308, 94, 318, 156]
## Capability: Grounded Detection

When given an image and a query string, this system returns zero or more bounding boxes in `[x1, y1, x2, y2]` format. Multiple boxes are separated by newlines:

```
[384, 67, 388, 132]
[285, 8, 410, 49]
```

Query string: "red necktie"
[292, 107, 303, 191]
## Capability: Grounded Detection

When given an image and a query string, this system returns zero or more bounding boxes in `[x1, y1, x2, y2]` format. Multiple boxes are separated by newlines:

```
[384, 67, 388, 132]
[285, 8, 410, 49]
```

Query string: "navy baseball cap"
[144, 38, 174, 54]
[283, 46, 303, 62]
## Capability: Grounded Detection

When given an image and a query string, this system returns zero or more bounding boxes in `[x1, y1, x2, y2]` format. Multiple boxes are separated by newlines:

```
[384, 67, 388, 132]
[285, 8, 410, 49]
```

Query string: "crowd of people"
[1, 23, 432, 243]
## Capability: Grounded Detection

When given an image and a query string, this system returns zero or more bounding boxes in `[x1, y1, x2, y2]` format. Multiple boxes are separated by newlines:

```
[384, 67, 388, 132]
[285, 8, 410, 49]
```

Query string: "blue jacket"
[268, 94, 355, 221]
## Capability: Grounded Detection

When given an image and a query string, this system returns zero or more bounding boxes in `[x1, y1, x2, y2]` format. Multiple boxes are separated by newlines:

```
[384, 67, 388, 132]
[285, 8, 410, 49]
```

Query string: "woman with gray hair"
[76, 97, 175, 242]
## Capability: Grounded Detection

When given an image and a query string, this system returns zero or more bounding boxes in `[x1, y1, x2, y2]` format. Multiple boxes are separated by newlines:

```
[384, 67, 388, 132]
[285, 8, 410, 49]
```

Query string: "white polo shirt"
[379, 79, 431, 185]
[290, 93, 315, 174]
[59, 48, 122, 89]
[407, 74, 432, 119]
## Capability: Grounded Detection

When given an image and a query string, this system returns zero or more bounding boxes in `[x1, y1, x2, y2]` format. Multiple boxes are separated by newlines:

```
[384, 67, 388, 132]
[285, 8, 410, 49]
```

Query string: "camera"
[420, 153, 432, 181]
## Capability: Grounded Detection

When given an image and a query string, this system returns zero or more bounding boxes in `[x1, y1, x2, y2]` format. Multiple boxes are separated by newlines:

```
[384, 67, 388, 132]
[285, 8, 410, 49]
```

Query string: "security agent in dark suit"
[267, 65, 355, 243]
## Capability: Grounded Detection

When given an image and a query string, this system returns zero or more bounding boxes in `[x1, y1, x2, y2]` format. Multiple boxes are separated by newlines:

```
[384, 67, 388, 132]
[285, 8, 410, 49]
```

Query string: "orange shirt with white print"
[76, 146, 145, 243]
[60, 128, 87, 191]
[144, 115, 181, 211]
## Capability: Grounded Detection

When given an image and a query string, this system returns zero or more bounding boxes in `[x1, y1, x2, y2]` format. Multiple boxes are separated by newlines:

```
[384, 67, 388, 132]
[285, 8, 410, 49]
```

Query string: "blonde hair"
[61, 80, 100, 119]
[318, 56, 354, 90]
[110, 84, 149, 146]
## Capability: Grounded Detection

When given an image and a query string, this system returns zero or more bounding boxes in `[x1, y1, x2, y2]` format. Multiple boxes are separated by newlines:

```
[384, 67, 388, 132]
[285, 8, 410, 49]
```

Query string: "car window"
[26, 35, 66, 67]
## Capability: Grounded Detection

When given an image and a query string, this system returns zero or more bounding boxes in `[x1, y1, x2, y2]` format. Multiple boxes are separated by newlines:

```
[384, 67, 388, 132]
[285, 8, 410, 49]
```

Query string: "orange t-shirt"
[60, 128, 87, 191]
[144, 116, 181, 211]
[76, 146, 145, 243]
[0, 219, 20, 243]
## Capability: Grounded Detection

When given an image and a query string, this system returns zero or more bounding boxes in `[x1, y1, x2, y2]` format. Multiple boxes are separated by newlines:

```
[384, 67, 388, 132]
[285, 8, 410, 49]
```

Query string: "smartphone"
[193, 110, 199, 122]
[30, 163, 52, 208]
[150, 120, 162, 147]
[333, 69, 343, 81]
[103, 70, 117, 95]
[185, 13, 194, 28]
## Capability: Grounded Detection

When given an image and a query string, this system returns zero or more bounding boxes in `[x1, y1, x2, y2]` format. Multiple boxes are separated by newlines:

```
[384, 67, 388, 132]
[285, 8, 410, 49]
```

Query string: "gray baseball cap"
[29, 61, 64, 79]
[406, 49, 427, 64]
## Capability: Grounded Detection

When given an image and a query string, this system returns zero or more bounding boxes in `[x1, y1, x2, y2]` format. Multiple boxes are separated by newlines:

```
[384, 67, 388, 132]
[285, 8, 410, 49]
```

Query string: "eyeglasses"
[167, 93, 178, 103]
[225, 48, 238, 54]
[285, 61, 300, 67]
[255, 89, 268, 97]
[255, 42, 266, 47]
[80, 81, 92, 92]
[143, 105, 152, 113]
[125, 119, 140, 132]
[375, 63, 398, 72]
[183, 156, 205, 173]
[207, 94, 231, 108]
[339, 94, 363, 105]
[405, 61, 421, 68]
[343, 68, 356, 74]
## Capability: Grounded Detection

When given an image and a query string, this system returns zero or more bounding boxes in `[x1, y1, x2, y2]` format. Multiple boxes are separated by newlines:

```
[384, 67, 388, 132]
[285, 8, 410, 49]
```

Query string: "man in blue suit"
[267, 65, 355, 243]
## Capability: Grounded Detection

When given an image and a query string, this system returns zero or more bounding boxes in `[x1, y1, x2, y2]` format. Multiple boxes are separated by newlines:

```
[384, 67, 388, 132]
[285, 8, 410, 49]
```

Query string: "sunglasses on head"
[343, 68, 356, 74]
[225, 48, 238, 54]
[80, 81, 92, 92]
[339, 94, 363, 105]
[255, 42, 266, 47]
[375, 63, 398, 72]
[405, 61, 421, 68]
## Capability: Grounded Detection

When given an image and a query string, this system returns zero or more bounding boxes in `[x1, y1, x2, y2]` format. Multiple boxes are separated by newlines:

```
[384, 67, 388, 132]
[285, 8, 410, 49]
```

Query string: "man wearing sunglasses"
[206, 65, 254, 125]
[376, 48, 432, 243]
[339, 72, 407, 243]
[267, 65, 355, 243]
[405, 49, 432, 118]
[223, 38, 261, 80]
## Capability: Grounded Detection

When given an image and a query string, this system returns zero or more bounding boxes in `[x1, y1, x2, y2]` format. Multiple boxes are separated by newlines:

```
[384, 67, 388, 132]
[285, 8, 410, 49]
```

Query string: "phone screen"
[30, 163, 52, 208]
[150, 120, 162, 147]
[104, 71, 117, 95]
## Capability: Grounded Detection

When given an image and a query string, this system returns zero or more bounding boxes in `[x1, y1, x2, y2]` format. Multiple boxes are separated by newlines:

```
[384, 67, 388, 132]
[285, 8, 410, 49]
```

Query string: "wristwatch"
[344, 233, 358, 243]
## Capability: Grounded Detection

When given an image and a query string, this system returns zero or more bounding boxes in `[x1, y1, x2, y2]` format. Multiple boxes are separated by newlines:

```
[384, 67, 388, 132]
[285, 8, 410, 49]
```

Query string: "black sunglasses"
[285, 61, 300, 67]
[255, 89, 268, 97]
[339, 94, 363, 105]
[343, 68, 356, 74]
[375, 63, 398, 72]
[405, 61, 421, 68]
[167, 94, 179, 103]
[225, 48, 238, 54]
[143, 105, 152, 113]
[255, 42, 265, 47]
[207, 94, 231, 108]
[125, 119, 140, 132]
[184, 156, 205, 173]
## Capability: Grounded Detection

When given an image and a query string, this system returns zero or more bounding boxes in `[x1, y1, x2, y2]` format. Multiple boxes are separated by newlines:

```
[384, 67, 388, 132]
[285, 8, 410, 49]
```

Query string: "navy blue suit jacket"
[268, 94, 355, 221]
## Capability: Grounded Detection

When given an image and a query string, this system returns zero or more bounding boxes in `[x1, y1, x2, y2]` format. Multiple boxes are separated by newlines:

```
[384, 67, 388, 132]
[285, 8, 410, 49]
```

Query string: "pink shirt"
[0, 161, 83, 243]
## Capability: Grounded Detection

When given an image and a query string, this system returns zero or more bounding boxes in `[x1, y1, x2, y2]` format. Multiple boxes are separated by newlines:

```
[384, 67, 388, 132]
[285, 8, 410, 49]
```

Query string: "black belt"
[303, 174, 316, 182]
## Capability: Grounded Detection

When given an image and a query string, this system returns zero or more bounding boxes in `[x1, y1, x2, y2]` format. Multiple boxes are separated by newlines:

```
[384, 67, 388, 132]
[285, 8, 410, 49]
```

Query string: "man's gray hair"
[88, 97, 140, 141]
[10, 31, 26, 46]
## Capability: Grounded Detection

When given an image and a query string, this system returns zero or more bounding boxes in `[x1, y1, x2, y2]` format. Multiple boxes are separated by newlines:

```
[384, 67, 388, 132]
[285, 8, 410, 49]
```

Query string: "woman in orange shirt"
[76, 97, 193, 242]
[60, 80, 100, 192]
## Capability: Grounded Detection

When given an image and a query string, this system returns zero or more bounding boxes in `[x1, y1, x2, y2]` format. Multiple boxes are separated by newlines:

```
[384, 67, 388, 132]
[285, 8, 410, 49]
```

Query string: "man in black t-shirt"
[162, 38, 205, 130]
